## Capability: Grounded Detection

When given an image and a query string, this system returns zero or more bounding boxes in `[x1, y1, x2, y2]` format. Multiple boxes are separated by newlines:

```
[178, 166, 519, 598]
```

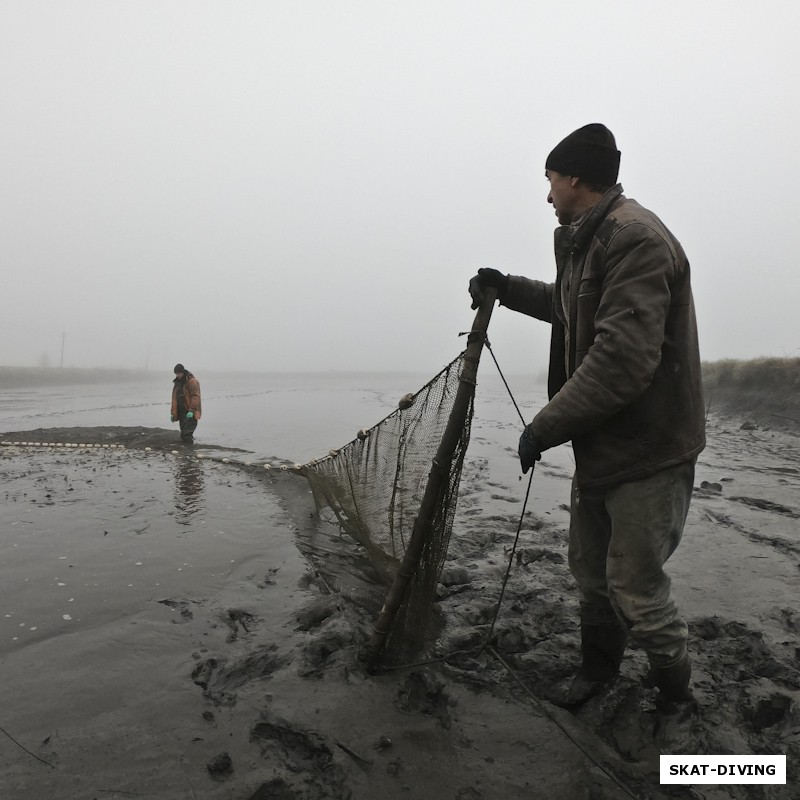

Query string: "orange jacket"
[171, 373, 202, 420]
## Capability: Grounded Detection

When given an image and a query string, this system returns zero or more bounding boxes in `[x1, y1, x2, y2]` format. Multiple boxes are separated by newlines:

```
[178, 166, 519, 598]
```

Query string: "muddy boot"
[557, 623, 628, 708]
[652, 653, 698, 751]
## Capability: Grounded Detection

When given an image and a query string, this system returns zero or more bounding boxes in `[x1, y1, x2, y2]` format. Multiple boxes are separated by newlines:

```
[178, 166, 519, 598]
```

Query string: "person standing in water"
[170, 363, 202, 443]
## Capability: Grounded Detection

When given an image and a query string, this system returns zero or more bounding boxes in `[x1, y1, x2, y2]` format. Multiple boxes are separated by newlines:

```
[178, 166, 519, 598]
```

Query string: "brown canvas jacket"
[171, 373, 202, 420]
[502, 184, 705, 488]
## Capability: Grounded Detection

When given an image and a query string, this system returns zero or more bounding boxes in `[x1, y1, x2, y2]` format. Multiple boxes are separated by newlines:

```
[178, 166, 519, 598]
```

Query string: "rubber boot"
[652, 652, 693, 710]
[651, 653, 698, 750]
[558, 623, 628, 708]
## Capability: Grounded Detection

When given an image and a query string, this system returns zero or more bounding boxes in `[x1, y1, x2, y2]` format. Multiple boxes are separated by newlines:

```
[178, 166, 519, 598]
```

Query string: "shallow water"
[0, 449, 303, 654]
[0, 369, 547, 464]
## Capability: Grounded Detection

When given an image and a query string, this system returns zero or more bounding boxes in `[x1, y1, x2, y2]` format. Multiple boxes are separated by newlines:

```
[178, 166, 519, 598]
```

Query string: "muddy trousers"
[567, 460, 695, 669]
[179, 415, 198, 442]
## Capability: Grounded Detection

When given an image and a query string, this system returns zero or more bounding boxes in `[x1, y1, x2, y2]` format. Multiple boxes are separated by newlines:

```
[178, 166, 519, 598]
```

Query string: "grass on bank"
[702, 357, 800, 429]
[702, 357, 800, 393]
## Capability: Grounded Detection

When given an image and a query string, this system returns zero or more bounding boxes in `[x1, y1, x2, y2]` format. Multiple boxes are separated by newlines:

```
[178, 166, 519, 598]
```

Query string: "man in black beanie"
[469, 124, 705, 737]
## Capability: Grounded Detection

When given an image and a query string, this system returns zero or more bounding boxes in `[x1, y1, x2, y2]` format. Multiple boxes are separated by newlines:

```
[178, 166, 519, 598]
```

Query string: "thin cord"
[484, 468, 533, 636]
[484, 339, 527, 426]
[457, 331, 527, 426]
[0, 724, 55, 769]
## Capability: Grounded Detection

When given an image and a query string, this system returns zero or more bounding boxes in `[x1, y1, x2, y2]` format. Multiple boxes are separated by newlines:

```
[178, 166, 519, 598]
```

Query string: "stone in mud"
[206, 751, 233, 780]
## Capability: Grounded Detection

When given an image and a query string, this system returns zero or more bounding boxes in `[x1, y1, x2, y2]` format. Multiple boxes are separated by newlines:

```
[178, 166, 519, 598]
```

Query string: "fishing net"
[300, 353, 473, 662]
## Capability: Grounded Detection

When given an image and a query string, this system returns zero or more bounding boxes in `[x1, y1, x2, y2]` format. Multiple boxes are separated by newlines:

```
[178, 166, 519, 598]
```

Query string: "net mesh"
[301, 353, 473, 661]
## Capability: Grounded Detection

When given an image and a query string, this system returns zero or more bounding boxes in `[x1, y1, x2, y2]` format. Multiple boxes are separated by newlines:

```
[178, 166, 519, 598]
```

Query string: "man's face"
[546, 169, 579, 225]
[175, 371, 184, 380]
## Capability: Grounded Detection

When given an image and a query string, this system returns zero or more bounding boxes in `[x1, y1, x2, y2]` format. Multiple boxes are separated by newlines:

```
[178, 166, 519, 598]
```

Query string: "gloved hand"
[186, 411, 194, 419]
[469, 267, 509, 309]
[518, 425, 542, 474]
[170, 415, 175, 423]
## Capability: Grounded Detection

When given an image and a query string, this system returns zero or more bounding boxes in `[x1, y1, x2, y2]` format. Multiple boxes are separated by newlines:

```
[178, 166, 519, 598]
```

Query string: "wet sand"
[0, 412, 798, 800]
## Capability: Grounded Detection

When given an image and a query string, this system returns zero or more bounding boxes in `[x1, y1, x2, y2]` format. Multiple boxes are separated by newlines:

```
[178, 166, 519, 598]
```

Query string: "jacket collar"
[570, 183, 624, 248]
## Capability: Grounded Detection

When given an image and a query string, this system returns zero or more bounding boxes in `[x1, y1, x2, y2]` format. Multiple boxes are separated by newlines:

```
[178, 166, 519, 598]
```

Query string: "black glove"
[518, 425, 542, 474]
[468, 267, 509, 310]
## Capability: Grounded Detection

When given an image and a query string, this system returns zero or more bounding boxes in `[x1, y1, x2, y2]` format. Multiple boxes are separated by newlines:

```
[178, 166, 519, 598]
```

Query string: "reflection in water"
[173, 457, 205, 524]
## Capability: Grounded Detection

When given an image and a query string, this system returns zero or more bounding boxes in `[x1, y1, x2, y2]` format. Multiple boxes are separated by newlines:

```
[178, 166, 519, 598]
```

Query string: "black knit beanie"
[174, 363, 185, 374]
[545, 123, 621, 186]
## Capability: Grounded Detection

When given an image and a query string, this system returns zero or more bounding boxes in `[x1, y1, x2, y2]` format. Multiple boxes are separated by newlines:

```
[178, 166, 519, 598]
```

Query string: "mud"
[0, 413, 797, 799]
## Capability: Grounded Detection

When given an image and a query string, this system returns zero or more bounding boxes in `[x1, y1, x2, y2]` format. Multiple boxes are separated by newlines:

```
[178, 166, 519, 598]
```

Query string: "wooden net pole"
[362, 288, 498, 670]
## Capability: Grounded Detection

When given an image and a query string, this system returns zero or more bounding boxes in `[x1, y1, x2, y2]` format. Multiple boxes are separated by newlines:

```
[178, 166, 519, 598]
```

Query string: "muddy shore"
[0, 413, 798, 800]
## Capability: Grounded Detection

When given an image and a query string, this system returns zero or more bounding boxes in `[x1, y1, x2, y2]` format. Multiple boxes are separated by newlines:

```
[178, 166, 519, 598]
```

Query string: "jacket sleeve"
[531, 223, 676, 448]
[170, 386, 178, 418]
[186, 379, 202, 419]
[501, 275, 554, 322]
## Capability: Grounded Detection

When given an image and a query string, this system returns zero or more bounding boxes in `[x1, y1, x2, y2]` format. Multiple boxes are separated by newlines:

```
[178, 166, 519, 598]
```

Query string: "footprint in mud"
[191, 645, 286, 706]
[191, 657, 219, 691]
[395, 670, 452, 729]
[489, 493, 520, 503]
[223, 608, 256, 642]
[258, 566, 281, 588]
[699, 510, 800, 557]
[246, 778, 298, 800]
[514, 546, 565, 566]
[540, 466, 571, 480]
[741, 687, 794, 731]
[775, 607, 799, 634]
[295, 597, 338, 632]
[297, 616, 353, 678]
[730, 495, 798, 517]
[250, 717, 351, 799]
[157, 598, 194, 622]
[683, 616, 800, 763]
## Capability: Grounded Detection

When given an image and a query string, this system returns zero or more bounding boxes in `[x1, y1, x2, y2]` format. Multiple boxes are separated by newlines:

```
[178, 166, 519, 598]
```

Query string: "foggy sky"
[2, 1, 798, 376]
